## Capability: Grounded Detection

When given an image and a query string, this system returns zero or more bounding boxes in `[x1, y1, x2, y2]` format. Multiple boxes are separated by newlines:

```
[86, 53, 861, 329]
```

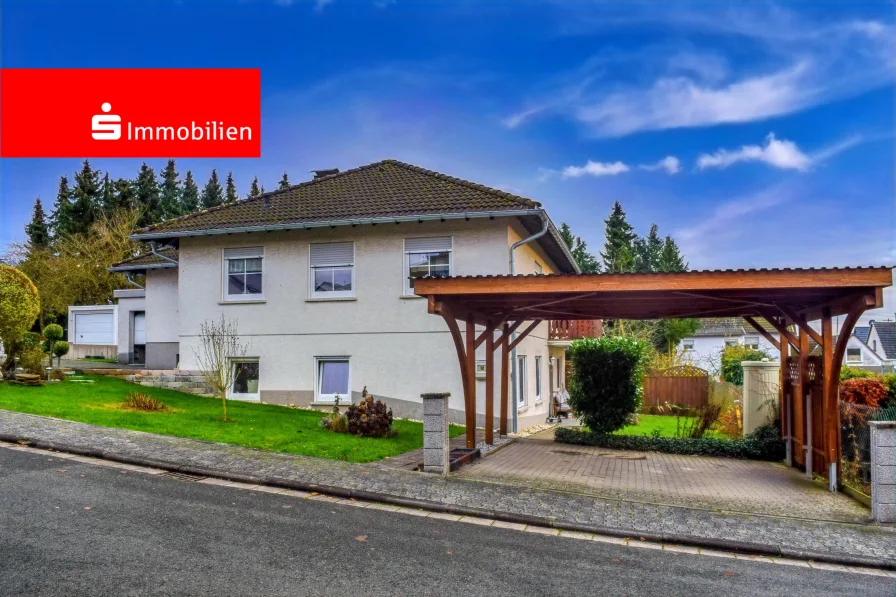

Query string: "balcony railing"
[549, 319, 603, 341]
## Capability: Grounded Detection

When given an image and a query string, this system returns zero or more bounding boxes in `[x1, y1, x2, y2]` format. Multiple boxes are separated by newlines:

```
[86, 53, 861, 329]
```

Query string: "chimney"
[312, 168, 339, 180]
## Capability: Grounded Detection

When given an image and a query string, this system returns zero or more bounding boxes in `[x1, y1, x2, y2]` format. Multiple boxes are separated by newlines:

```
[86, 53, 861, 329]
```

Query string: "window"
[229, 359, 260, 401]
[404, 237, 452, 294]
[744, 336, 760, 350]
[555, 357, 563, 390]
[310, 242, 354, 298]
[224, 247, 263, 300]
[517, 355, 527, 408]
[724, 338, 739, 347]
[316, 357, 350, 402]
[535, 356, 543, 402]
[846, 348, 861, 363]
[682, 339, 695, 351]
[874, 340, 878, 353]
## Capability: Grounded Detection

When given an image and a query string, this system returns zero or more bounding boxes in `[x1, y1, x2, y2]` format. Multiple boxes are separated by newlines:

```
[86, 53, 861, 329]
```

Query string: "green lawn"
[0, 375, 464, 463]
[613, 414, 723, 439]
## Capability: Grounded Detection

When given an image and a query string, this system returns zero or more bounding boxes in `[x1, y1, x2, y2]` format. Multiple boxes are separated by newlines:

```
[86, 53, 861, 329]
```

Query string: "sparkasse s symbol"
[92, 103, 121, 140]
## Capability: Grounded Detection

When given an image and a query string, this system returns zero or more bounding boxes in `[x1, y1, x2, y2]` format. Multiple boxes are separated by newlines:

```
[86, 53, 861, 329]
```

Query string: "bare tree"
[193, 314, 247, 422]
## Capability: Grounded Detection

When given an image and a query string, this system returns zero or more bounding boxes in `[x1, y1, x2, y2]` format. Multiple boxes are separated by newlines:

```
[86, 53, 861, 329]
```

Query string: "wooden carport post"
[500, 322, 510, 436]
[484, 321, 495, 445]
[464, 320, 476, 448]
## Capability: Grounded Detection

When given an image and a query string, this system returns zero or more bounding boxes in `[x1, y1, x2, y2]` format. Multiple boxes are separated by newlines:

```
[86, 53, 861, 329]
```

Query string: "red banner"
[1, 68, 261, 158]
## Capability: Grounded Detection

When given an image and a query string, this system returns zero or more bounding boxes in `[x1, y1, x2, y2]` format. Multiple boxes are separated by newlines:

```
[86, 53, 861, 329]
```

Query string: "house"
[108, 160, 586, 431]
[679, 317, 780, 371]
[864, 319, 896, 373]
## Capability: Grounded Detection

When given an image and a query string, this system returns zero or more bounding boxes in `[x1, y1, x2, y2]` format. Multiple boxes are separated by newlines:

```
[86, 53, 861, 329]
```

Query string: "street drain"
[160, 471, 207, 482]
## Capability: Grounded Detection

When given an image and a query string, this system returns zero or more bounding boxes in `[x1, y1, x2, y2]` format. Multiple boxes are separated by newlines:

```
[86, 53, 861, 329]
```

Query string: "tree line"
[25, 159, 292, 248]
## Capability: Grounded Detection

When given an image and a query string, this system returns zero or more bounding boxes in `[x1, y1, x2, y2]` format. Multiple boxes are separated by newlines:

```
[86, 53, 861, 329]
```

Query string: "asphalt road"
[0, 448, 891, 597]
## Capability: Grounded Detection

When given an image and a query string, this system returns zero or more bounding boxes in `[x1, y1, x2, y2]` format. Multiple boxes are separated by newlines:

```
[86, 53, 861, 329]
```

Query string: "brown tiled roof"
[108, 247, 179, 271]
[133, 160, 541, 237]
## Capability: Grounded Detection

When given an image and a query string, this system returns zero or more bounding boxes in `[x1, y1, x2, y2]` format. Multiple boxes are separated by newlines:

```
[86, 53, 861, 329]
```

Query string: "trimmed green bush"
[567, 336, 648, 434]
[883, 374, 896, 409]
[721, 345, 769, 385]
[554, 425, 784, 461]
[839, 366, 875, 381]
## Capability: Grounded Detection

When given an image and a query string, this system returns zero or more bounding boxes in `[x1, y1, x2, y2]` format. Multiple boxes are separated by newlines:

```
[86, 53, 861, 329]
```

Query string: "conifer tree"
[225, 171, 238, 203]
[559, 222, 600, 273]
[159, 159, 181, 219]
[99, 173, 116, 215]
[25, 198, 51, 249]
[658, 236, 688, 273]
[247, 176, 261, 199]
[112, 178, 136, 212]
[634, 224, 664, 273]
[181, 170, 200, 213]
[50, 176, 74, 239]
[134, 163, 161, 226]
[200, 169, 224, 209]
[278, 172, 290, 190]
[69, 159, 100, 235]
[600, 202, 637, 274]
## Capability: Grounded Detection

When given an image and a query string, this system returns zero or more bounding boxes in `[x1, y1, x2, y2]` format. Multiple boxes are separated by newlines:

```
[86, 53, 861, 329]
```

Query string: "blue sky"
[1, 0, 894, 317]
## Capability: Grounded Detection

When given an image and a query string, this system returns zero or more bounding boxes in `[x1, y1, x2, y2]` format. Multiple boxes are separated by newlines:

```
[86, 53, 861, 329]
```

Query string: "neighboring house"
[109, 160, 583, 431]
[679, 317, 780, 371]
[864, 319, 896, 372]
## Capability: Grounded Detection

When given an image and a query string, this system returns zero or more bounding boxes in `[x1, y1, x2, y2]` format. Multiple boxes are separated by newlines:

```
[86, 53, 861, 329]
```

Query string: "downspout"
[149, 241, 179, 266]
[509, 211, 549, 434]
[124, 272, 144, 290]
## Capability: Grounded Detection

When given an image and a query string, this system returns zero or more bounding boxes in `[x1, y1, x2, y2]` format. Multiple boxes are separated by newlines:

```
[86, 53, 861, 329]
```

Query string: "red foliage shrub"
[839, 378, 887, 408]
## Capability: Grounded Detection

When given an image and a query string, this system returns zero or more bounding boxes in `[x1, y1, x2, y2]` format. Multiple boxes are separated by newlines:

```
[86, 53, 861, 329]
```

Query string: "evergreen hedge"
[554, 425, 785, 461]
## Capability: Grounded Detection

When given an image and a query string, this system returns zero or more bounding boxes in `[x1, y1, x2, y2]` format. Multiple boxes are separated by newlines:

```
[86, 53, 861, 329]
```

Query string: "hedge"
[554, 426, 785, 461]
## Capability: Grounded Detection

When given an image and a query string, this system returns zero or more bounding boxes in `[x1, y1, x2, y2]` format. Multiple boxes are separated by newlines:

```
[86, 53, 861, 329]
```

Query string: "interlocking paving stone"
[1, 409, 894, 565]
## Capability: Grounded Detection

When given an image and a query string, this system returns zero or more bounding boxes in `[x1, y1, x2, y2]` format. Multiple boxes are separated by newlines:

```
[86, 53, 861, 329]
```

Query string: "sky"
[1, 0, 894, 321]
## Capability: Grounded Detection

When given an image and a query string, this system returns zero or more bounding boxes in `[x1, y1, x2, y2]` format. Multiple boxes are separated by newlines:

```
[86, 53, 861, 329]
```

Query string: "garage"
[67, 306, 118, 346]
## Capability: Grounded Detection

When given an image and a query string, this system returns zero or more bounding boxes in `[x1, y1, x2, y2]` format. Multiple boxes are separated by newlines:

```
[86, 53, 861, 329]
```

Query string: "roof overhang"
[130, 208, 580, 274]
[107, 262, 177, 273]
[413, 266, 892, 325]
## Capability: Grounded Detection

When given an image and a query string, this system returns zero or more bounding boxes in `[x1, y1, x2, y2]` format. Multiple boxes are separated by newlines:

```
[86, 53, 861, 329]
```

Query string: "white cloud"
[561, 160, 629, 178]
[697, 133, 811, 171]
[504, 5, 894, 137]
[639, 156, 681, 175]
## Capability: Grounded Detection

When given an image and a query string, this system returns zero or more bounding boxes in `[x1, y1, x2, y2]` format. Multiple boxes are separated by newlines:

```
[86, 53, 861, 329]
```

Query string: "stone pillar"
[422, 393, 450, 474]
[742, 360, 780, 436]
[870, 421, 896, 523]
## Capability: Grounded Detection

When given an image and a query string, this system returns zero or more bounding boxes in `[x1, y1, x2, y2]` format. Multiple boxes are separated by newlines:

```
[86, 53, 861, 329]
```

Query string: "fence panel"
[643, 375, 709, 408]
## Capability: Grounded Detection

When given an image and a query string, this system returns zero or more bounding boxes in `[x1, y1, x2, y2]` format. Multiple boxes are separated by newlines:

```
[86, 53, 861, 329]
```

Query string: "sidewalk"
[0, 409, 893, 569]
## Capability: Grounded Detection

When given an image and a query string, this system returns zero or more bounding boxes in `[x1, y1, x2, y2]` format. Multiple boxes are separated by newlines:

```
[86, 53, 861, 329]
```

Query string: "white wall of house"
[114, 289, 146, 364]
[843, 334, 885, 367]
[173, 217, 564, 428]
[145, 268, 180, 368]
[865, 324, 895, 365]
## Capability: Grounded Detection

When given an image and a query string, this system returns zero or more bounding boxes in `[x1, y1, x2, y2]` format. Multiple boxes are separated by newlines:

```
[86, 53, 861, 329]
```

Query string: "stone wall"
[870, 421, 896, 523]
[81, 369, 214, 396]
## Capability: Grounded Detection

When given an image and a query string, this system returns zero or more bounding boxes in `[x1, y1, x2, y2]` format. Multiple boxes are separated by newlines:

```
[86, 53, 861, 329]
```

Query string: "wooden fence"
[642, 367, 710, 409]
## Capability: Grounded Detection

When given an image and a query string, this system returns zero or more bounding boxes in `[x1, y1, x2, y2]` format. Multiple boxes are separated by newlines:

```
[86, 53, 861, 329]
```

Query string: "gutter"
[149, 241, 179, 266]
[509, 211, 550, 434]
[124, 273, 144, 290]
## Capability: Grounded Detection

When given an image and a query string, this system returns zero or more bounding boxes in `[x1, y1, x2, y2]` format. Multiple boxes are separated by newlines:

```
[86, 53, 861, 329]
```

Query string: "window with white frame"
[744, 336, 760, 350]
[873, 340, 878, 353]
[229, 359, 260, 401]
[404, 237, 452, 294]
[682, 339, 695, 351]
[316, 357, 350, 402]
[534, 356, 543, 402]
[724, 338, 739, 347]
[517, 355, 527, 407]
[846, 348, 861, 363]
[555, 357, 562, 390]
[310, 242, 354, 298]
[223, 247, 263, 300]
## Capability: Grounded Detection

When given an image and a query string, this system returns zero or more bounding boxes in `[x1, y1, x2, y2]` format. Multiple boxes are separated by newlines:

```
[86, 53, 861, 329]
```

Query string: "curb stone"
[2, 430, 893, 571]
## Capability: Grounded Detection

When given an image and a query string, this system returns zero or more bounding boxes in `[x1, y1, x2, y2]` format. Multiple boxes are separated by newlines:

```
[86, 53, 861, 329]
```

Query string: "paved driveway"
[453, 429, 871, 523]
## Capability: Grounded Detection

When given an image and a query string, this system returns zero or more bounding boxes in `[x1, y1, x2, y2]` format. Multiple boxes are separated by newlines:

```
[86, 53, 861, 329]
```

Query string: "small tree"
[193, 314, 247, 421]
[40, 323, 64, 377]
[52, 341, 70, 367]
[567, 336, 648, 433]
[0, 265, 41, 378]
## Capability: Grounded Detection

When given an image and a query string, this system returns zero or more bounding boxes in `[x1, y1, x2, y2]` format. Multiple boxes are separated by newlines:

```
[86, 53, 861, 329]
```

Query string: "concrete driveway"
[453, 429, 870, 523]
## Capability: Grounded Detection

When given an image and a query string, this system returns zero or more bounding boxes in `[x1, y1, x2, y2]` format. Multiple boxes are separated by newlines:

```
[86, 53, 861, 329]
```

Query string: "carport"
[413, 266, 892, 489]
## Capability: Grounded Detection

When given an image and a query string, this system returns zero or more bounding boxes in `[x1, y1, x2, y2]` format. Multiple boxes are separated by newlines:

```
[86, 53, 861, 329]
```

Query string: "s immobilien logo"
[0, 68, 261, 158]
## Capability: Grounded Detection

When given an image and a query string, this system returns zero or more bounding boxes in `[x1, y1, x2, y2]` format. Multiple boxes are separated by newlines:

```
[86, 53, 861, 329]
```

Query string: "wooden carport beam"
[743, 316, 780, 351]
[776, 305, 823, 347]
[508, 320, 543, 352]
[758, 310, 800, 352]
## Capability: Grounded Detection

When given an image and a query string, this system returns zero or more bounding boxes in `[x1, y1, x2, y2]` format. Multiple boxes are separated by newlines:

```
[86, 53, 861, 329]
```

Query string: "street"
[0, 447, 890, 597]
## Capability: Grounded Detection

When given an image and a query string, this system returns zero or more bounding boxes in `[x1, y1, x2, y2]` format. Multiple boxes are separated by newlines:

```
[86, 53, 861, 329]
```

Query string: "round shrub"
[21, 331, 41, 349]
[346, 387, 394, 438]
[52, 340, 70, 359]
[18, 346, 46, 375]
[44, 323, 64, 343]
[721, 345, 769, 386]
[567, 336, 649, 434]
[840, 377, 888, 408]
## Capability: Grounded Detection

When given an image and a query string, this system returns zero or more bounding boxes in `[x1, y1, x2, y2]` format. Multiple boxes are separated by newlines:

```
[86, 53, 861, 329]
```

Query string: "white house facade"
[678, 317, 780, 373]
[109, 160, 584, 431]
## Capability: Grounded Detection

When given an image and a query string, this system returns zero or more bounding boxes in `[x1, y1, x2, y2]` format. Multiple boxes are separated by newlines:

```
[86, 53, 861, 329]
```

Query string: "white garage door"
[74, 312, 114, 345]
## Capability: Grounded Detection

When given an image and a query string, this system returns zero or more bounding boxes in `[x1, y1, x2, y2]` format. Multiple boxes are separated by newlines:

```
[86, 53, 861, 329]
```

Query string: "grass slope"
[0, 376, 464, 463]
